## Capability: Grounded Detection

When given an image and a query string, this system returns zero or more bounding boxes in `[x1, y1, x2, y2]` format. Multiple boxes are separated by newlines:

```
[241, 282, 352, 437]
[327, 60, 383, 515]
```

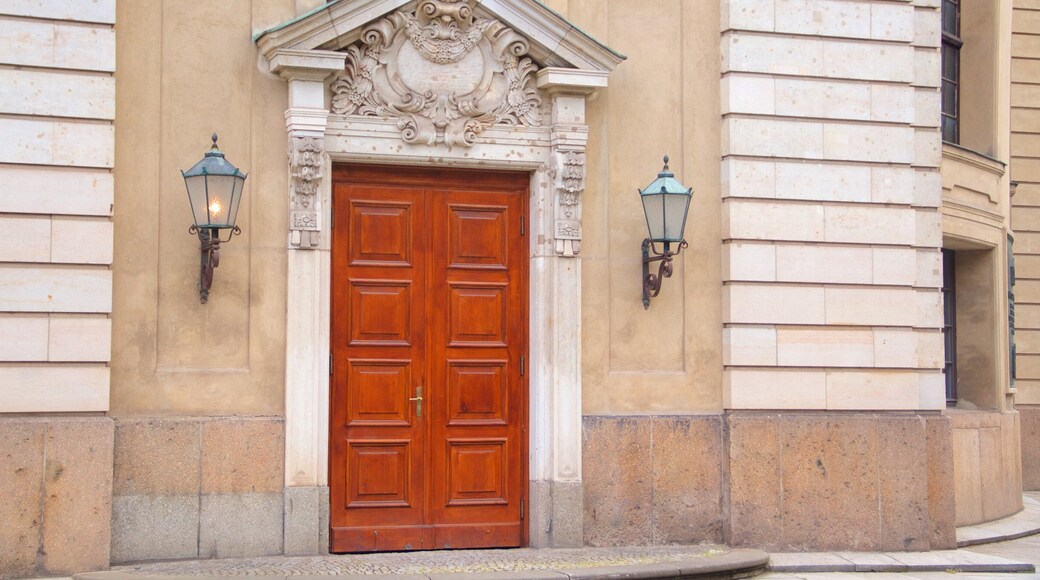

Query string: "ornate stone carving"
[553, 150, 585, 256]
[330, 0, 542, 147]
[289, 136, 324, 248]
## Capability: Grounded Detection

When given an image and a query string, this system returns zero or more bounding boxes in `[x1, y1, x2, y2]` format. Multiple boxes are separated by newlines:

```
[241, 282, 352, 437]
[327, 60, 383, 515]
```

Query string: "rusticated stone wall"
[582, 413, 957, 552]
[582, 416, 724, 546]
[110, 416, 284, 563]
[0, 417, 114, 578]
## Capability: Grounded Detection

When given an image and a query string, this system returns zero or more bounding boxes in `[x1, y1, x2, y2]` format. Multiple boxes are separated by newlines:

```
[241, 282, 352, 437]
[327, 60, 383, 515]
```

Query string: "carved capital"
[329, 0, 543, 147]
[289, 136, 325, 249]
[553, 149, 585, 256]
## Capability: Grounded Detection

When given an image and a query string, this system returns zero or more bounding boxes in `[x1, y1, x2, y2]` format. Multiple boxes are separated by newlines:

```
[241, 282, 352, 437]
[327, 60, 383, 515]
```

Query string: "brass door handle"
[409, 386, 423, 417]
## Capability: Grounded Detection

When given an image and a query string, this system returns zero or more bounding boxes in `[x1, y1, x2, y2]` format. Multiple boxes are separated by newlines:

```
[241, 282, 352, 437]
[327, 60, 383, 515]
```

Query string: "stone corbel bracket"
[269, 48, 347, 249]
[537, 68, 607, 257]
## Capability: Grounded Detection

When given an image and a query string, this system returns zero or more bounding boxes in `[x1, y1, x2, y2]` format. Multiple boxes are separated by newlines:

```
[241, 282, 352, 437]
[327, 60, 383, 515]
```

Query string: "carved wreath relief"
[330, 0, 543, 146]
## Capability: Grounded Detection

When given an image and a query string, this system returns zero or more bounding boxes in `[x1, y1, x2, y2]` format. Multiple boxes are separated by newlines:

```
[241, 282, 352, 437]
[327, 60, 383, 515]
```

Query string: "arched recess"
[255, 0, 623, 551]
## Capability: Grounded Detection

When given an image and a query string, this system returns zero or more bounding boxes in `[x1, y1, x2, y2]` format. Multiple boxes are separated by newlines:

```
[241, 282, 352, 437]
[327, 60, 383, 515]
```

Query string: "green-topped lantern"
[639, 155, 693, 309]
[180, 133, 247, 304]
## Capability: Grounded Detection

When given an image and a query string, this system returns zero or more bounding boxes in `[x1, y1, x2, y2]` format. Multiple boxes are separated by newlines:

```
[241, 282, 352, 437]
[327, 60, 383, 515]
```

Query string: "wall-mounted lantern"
[640, 155, 693, 309]
[181, 133, 247, 304]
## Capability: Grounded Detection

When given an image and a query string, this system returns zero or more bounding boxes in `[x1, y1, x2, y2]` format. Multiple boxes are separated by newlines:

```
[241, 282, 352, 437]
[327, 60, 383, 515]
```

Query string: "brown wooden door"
[330, 164, 528, 553]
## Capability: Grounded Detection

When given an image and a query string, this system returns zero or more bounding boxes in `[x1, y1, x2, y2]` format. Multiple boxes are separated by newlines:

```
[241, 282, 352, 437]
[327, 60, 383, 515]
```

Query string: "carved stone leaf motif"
[289, 136, 324, 248]
[330, 0, 543, 146]
[554, 150, 585, 255]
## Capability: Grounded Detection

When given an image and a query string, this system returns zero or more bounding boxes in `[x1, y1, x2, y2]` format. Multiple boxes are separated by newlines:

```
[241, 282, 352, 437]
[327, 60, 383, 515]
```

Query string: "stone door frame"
[257, 0, 622, 551]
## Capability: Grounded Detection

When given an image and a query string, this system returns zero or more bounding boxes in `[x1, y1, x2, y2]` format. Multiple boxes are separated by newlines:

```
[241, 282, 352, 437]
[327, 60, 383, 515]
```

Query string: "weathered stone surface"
[201, 417, 283, 494]
[925, 414, 957, 549]
[1022, 406, 1040, 491]
[780, 415, 879, 551]
[111, 494, 199, 563]
[582, 416, 652, 546]
[726, 413, 782, 550]
[877, 416, 929, 551]
[0, 419, 45, 578]
[284, 486, 319, 556]
[651, 416, 723, 544]
[319, 486, 330, 555]
[552, 481, 583, 548]
[113, 417, 200, 496]
[199, 492, 283, 558]
[41, 417, 114, 575]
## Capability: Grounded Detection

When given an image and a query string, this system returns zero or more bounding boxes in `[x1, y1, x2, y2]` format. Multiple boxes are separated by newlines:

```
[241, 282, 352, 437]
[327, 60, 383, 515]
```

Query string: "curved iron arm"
[190, 225, 242, 303]
[642, 238, 689, 309]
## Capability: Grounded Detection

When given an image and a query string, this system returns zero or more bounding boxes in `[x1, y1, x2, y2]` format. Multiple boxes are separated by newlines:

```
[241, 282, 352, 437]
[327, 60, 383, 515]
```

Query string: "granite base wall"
[0, 416, 114, 580]
[582, 412, 958, 552]
[949, 410, 1024, 525]
[110, 416, 285, 563]
[1021, 405, 1040, 491]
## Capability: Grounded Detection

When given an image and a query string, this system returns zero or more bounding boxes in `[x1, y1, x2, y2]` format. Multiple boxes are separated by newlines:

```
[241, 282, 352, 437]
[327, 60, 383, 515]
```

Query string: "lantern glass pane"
[184, 174, 210, 228]
[227, 174, 245, 229]
[641, 193, 665, 241]
[663, 192, 692, 242]
[204, 174, 237, 228]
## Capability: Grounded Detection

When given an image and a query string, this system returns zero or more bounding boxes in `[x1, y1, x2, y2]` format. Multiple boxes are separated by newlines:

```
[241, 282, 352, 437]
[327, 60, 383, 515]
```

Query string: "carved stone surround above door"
[256, 0, 622, 551]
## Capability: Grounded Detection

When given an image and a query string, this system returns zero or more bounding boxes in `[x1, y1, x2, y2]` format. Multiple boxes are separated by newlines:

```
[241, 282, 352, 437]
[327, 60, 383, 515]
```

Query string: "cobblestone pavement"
[110, 545, 725, 576]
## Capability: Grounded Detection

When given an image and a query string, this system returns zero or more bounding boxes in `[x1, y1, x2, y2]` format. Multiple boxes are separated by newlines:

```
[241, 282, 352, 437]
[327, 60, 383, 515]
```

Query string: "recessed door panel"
[349, 281, 412, 346]
[447, 360, 508, 426]
[331, 165, 527, 553]
[350, 200, 413, 266]
[347, 360, 411, 426]
[449, 283, 507, 346]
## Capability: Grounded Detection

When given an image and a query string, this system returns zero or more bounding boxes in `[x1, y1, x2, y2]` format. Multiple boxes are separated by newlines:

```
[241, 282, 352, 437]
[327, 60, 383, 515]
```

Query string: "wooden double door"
[329, 164, 529, 552]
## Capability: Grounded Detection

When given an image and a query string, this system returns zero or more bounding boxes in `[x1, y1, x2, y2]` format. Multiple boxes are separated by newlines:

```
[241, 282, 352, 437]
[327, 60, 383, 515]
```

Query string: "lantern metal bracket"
[642, 238, 688, 309]
[189, 225, 242, 304]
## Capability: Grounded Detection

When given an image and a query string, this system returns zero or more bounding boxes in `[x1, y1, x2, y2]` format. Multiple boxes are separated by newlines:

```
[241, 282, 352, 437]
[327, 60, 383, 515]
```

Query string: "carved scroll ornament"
[289, 136, 324, 248]
[330, 0, 543, 147]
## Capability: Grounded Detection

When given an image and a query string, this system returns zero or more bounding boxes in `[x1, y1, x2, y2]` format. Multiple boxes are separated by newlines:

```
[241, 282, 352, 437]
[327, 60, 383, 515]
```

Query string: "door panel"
[330, 165, 528, 552]
[330, 184, 426, 552]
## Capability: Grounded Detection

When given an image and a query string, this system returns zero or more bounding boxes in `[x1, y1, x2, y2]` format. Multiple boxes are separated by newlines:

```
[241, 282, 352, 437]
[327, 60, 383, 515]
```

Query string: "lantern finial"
[662, 155, 669, 171]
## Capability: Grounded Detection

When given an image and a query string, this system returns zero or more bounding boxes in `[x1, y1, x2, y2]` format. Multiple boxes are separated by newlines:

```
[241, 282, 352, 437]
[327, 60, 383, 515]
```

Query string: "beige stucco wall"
[112, 0, 297, 416]
[572, 1, 724, 414]
[112, 0, 724, 417]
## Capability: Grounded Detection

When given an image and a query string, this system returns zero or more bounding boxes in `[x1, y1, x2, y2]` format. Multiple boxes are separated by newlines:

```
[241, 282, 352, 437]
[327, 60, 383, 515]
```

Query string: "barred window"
[941, 0, 961, 143]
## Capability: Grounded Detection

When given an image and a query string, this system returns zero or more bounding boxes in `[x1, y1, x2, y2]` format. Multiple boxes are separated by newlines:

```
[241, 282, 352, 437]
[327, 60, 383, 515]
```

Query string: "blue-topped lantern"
[639, 155, 693, 309]
[181, 133, 247, 304]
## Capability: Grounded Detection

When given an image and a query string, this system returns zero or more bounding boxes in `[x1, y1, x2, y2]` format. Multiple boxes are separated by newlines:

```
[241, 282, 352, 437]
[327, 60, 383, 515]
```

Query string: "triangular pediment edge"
[255, 0, 624, 73]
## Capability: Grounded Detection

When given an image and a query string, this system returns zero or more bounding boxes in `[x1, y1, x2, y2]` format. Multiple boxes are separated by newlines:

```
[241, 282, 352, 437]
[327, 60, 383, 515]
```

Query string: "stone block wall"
[1011, 0, 1040, 491]
[721, 0, 945, 410]
[110, 416, 285, 563]
[0, 0, 115, 413]
[582, 413, 956, 552]
[0, 417, 114, 578]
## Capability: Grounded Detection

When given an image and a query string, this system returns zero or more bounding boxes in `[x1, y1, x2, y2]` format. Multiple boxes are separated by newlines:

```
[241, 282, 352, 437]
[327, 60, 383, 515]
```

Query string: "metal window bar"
[942, 250, 957, 406]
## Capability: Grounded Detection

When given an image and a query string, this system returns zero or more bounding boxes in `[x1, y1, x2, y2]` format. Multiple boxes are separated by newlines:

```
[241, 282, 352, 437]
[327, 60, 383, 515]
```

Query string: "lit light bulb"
[208, 199, 222, 217]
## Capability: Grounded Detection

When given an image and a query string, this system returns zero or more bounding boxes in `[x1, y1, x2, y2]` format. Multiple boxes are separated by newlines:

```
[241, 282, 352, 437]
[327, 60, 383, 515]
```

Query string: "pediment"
[255, 0, 624, 73]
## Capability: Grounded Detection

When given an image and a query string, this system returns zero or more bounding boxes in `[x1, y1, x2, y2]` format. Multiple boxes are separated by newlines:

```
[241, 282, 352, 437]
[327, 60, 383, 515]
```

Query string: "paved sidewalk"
[75, 546, 768, 579]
